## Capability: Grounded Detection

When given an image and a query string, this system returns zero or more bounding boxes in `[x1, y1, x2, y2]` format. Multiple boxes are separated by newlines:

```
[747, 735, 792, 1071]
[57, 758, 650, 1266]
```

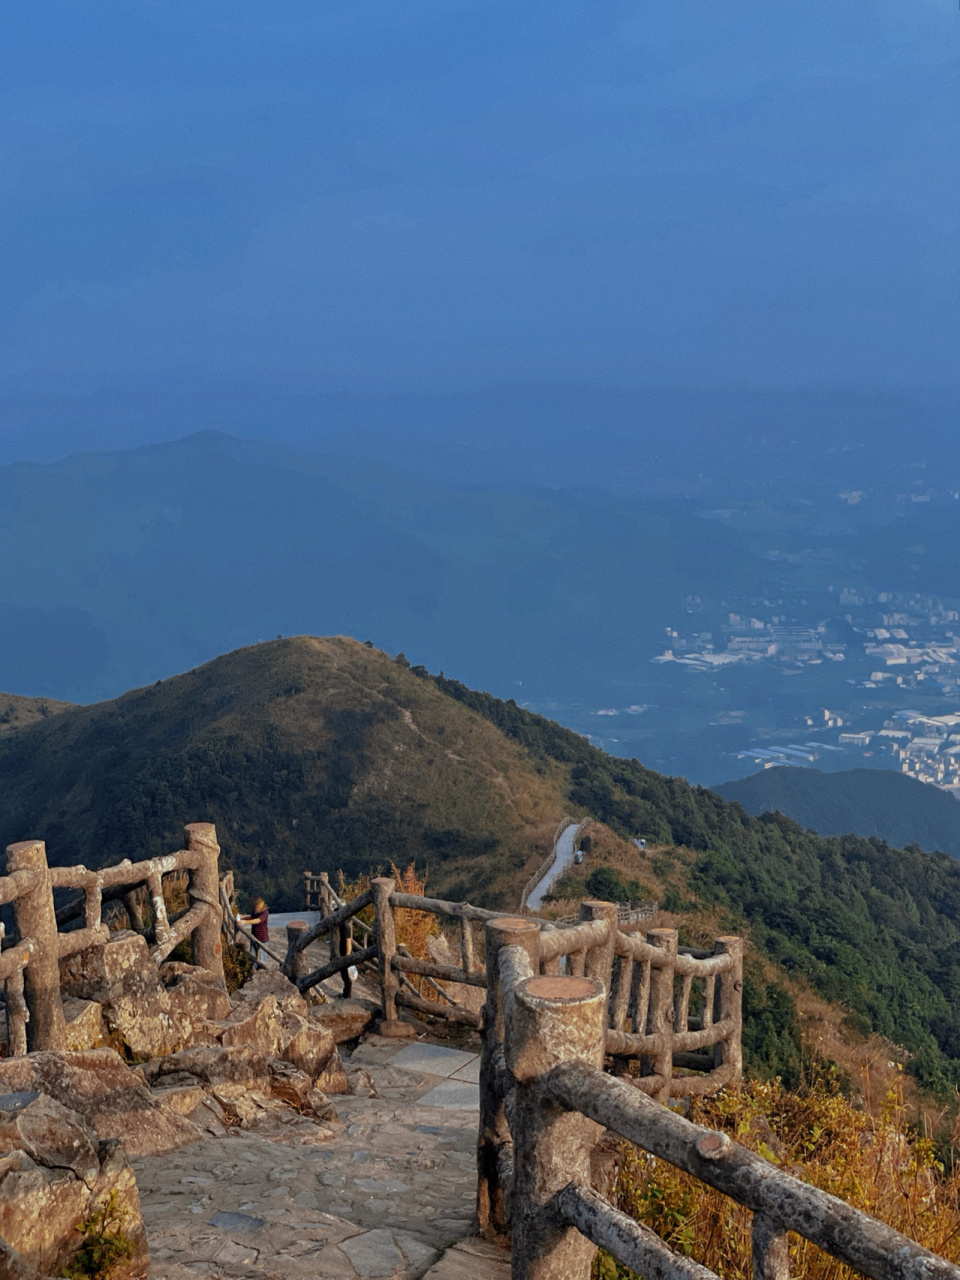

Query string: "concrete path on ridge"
[525, 821, 582, 910]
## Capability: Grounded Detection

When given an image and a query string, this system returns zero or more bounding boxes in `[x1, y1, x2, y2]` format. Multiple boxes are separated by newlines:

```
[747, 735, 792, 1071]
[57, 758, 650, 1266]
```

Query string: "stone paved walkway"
[139, 1033, 508, 1280]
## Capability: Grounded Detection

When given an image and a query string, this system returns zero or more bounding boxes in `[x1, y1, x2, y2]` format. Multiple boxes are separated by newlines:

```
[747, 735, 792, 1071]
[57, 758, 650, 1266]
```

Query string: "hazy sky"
[2, 1, 957, 414]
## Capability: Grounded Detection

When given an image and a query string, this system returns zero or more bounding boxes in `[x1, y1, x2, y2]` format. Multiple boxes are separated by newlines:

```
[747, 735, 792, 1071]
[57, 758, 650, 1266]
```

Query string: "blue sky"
[1, 0, 957, 431]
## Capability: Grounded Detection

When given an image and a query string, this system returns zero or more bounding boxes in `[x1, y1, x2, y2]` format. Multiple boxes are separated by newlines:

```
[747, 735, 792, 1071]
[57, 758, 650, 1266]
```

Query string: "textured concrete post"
[753, 1213, 790, 1279]
[478, 917, 542, 1242]
[646, 928, 678, 1104]
[579, 900, 618, 1025]
[715, 935, 744, 1083]
[283, 921, 311, 983]
[339, 919, 353, 997]
[320, 872, 336, 962]
[506, 974, 606, 1280]
[6, 840, 66, 1051]
[184, 823, 226, 987]
[372, 877, 401, 1024]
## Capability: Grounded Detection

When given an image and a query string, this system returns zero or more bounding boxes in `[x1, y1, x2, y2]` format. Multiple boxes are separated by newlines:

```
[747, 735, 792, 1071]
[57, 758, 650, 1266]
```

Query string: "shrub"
[594, 1076, 960, 1279]
[64, 1190, 135, 1280]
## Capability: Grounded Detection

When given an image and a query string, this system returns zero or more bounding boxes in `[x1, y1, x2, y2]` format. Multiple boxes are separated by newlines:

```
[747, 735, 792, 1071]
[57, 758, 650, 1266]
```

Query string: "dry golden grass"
[596, 1074, 960, 1279]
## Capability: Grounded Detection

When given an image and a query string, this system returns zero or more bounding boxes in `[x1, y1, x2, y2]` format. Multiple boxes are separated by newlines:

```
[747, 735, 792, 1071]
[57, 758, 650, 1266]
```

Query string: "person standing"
[240, 897, 270, 964]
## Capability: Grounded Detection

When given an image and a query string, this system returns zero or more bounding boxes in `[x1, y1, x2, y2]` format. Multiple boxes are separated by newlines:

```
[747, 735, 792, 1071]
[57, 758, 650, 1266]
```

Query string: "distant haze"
[2, 0, 957, 459]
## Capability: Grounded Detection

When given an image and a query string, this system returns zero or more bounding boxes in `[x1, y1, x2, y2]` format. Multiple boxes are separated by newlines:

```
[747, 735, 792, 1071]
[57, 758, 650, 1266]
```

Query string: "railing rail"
[491, 945, 960, 1280]
[0, 824, 225, 1054]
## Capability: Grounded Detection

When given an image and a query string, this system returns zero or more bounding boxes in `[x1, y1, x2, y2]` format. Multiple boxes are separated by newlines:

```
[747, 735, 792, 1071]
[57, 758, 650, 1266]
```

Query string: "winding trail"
[525, 822, 581, 910]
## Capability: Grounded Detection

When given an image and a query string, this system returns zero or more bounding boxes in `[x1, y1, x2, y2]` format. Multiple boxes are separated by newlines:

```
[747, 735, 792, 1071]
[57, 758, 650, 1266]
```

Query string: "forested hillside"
[716, 766, 960, 859]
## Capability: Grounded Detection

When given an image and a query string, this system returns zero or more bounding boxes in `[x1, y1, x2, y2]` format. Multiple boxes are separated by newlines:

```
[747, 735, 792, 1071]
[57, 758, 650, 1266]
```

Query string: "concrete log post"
[372, 877, 401, 1025]
[6, 840, 66, 1051]
[646, 928, 678, 1104]
[753, 1213, 790, 1279]
[506, 973, 606, 1280]
[123, 888, 146, 933]
[283, 921, 312, 984]
[579, 900, 618, 1025]
[5, 965, 29, 1057]
[460, 916, 476, 975]
[320, 872, 336, 961]
[184, 823, 226, 987]
[714, 936, 744, 1084]
[478, 917, 541, 1242]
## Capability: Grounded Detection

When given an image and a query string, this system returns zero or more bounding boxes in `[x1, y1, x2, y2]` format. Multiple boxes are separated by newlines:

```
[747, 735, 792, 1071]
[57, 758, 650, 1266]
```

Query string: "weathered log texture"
[547, 1061, 960, 1280]
[391, 953, 487, 988]
[538, 917, 609, 965]
[390, 890, 505, 922]
[296, 943, 378, 993]
[292, 888, 374, 953]
[282, 920, 312, 984]
[645, 928, 677, 1104]
[477, 917, 541, 1242]
[184, 822, 225, 986]
[6, 841, 66, 1051]
[556, 1183, 720, 1280]
[395, 988, 480, 1026]
[372, 877, 400, 1025]
[504, 973, 605, 1280]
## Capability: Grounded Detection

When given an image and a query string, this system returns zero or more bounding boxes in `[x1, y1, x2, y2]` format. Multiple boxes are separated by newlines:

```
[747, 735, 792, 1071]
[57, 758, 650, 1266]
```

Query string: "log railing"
[491, 935, 960, 1280]
[0, 823, 225, 1054]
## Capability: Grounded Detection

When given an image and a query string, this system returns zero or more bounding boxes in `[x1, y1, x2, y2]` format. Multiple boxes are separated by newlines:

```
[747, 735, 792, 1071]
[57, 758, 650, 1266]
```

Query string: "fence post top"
[648, 927, 678, 948]
[184, 822, 219, 851]
[580, 899, 618, 918]
[5, 839, 47, 867]
[488, 916, 541, 938]
[372, 876, 397, 890]
[521, 975, 600, 1004]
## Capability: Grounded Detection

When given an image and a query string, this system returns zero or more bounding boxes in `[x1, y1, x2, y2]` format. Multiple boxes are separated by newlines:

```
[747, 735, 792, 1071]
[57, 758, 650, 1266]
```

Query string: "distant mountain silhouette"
[716, 767, 960, 859]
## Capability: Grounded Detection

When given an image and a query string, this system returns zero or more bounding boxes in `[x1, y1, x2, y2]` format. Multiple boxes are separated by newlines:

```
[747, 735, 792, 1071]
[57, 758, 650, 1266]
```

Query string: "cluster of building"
[837, 711, 960, 796]
[653, 613, 846, 672]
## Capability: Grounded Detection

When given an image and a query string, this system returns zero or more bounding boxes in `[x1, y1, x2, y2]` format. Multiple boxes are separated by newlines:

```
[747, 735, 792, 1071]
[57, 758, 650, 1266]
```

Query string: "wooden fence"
[491, 936, 960, 1280]
[287, 878, 960, 1279]
[0, 824, 224, 1054]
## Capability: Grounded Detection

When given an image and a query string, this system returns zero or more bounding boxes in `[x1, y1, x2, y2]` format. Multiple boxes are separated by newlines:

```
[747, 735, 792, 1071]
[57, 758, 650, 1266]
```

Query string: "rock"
[219, 994, 285, 1057]
[62, 999, 106, 1052]
[232, 968, 307, 1017]
[265, 1061, 337, 1118]
[0, 1097, 148, 1280]
[0, 1049, 202, 1157]
[309, 997, 378, 1043]
[149, 1084, 207, 1117]
[0, 1094, 100, 1186]
[161, 962, 232, 1023]
[339, 1229, 439, 1279]
[59, 931, 183, 1059]
[149, 1044, 271, 1089]
[346, 1066, 378, 1098]
[315, 1047, 351, 1095]
[279, 1010, 337, 1078]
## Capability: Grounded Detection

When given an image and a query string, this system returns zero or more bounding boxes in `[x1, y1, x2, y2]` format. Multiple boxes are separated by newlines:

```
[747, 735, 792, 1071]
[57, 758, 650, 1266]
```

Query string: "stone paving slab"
[449, 1059, 481, 1085]
[142, 1031, 485, 1279]
[422, 1238, 511, 1280]
[388, 1044, 478, 1079]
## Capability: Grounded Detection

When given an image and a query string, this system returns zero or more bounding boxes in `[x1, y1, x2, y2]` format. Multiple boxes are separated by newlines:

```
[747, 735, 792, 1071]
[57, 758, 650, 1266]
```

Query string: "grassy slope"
[0, 636, 568, 908]
[0, 692, 74, 739]
[716, 766, 960, 860]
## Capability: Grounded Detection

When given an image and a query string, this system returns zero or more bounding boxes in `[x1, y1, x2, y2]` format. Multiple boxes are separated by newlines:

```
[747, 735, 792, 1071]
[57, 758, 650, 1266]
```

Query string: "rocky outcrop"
[62, 999, 106, 1052]
[0, 1049, 202, 1157]
[310, 997, 378, 1043]
[160, 961, 232, 1024]
[0, 1092, 148, 1280]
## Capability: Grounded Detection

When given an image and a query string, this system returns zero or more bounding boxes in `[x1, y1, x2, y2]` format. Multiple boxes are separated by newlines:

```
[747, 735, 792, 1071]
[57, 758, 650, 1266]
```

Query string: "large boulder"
[59, 931, 183, 1059]
[0, 1049, 202, 1157]
[0, 1093, 148, 1280]
[160, 962, 232, 1024]
[62, 999, 106, 1052]
[231, 968, 307, 1017]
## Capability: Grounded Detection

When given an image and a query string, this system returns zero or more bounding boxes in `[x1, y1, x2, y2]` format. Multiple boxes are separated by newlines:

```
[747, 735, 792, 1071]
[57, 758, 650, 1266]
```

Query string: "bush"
[594, 1076, 960, 1279]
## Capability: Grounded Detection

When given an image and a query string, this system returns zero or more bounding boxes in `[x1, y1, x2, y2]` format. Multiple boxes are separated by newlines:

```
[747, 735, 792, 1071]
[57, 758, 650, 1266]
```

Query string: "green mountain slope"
[716, 767, 960, 859]
[0, 637, 569, 909]
[3, 637, 960, 1094]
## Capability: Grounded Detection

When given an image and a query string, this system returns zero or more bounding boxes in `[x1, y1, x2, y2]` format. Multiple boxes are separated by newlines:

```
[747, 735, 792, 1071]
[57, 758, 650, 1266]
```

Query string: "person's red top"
[252, 907, 269, 942]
